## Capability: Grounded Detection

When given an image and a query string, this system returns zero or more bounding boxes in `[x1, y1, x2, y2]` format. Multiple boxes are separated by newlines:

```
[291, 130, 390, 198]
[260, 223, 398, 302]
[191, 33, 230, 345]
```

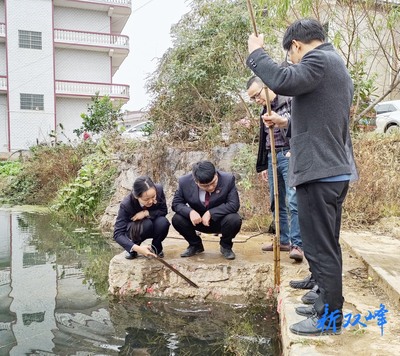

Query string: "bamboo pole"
[246, 0, 281, 287]
[155, 256, 199, 288]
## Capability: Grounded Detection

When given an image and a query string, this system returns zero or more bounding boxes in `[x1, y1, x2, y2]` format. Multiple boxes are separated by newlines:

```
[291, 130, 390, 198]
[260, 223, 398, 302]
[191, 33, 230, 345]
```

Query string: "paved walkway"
[279, 230, 400, 356]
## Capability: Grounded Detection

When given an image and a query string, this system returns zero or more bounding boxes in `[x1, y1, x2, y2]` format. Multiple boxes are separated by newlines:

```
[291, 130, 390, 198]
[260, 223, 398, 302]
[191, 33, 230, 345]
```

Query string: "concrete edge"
[278, 230, 400, 356]
[341, 234, 400, 308]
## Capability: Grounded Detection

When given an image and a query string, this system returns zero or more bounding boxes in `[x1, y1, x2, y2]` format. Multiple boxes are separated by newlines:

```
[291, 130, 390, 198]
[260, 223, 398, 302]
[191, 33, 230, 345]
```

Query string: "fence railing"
[55, 80, 129, 99]
[88, 0, 131, 5]
[54, 29, 129, 49]
[58, 0, 131, 6]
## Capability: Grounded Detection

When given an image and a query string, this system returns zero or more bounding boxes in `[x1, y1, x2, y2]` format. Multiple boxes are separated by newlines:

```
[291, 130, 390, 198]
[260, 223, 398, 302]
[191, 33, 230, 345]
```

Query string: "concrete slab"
[342, 230, 400, 307]
[280, 230, 400, 356]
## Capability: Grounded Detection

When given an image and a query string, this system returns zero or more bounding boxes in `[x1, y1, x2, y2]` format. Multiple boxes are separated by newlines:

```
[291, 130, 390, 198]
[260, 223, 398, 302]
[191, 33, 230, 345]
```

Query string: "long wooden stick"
[246, 0, 281, 287]
[155, 256, 199, 288]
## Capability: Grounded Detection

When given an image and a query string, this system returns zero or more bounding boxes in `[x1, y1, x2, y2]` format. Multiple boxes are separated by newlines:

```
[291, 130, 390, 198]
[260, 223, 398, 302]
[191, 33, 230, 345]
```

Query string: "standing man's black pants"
[296, 181, 349, 317]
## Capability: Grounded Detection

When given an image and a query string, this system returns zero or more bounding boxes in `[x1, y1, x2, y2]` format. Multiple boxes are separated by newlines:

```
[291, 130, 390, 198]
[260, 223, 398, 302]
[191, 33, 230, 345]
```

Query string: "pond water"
[0, 209, 281, 355]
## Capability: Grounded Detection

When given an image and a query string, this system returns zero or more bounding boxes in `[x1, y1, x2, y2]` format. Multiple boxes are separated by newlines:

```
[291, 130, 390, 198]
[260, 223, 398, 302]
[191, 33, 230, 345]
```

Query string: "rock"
[100, 144, 246, 234]
[108, 252, 274, 303]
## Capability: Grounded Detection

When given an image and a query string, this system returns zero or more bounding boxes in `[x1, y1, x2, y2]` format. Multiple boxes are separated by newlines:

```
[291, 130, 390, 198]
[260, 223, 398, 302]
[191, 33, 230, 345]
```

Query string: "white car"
[121, 121, 153, 140]
[374, 100, 400, 134]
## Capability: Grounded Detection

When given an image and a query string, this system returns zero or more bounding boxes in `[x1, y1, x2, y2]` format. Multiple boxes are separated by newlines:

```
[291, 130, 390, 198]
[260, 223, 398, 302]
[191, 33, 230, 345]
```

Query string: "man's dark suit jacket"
[113, 184, 168, 242]
[172, 171, 240, 222]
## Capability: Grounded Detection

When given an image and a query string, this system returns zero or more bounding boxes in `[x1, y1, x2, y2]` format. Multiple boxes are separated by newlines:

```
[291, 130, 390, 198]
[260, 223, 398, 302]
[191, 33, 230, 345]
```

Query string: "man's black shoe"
[125, 251, 138, 260]
[295, 305, 316, 317]
[289, 315, 342, 336]
[180, 244, 204, 257]
[157, 251, 164, 258]
[220, 246, 235, 260]
[301, 285, 320, 305]
[289, 274, 316, 289]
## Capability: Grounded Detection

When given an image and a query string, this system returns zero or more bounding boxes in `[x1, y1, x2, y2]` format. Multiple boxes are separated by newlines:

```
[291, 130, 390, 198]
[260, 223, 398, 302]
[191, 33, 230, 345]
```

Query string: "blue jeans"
[267, 149, 302, 248]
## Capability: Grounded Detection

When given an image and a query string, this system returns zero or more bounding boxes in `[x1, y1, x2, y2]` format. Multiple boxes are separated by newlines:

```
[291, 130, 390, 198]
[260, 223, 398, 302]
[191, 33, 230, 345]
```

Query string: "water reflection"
[0, 209, 118, 355]
[111, 299, 280, 355]
[0, 209, 280, 355]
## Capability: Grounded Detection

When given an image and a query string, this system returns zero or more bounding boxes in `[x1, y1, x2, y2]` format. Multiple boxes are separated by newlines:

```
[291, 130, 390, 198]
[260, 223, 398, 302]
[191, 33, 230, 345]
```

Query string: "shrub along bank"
[0, 132, 399, 230]
[0, 137, 120, 222]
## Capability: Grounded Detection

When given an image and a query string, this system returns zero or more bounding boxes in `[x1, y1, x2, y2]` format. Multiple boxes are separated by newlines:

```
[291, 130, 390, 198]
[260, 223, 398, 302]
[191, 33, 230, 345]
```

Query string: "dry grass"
[343, 132, 400, 227]
[238, 175, 272, 232]
[230, 132, 400, 231]
[3, 144, 90, 205]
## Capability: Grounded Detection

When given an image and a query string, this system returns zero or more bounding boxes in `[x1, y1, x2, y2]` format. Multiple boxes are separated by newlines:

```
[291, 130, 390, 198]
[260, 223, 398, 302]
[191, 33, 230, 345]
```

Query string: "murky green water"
[0, 209, 280, 355]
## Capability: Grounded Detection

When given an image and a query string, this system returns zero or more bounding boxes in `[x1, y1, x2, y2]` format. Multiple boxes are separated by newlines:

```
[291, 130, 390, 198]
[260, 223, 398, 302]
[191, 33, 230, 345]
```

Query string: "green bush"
[74, 93, 123, 137]
[0, 161, 23, 177]
[52, 151, 117, 221]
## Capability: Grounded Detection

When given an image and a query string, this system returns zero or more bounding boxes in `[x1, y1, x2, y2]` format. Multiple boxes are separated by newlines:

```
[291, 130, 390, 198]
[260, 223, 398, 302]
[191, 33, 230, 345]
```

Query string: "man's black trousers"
[296, 180, 349, 316]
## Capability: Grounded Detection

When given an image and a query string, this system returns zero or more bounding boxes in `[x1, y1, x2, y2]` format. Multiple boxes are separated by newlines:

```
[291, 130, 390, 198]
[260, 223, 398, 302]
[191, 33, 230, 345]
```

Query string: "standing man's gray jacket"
[247, 43, 358, 187]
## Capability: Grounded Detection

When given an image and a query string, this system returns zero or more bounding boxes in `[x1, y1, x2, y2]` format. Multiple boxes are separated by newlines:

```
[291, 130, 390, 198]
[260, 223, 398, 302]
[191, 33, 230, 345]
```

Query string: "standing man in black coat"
[247, 18, 358, 335]
[172, 160, 242, 260]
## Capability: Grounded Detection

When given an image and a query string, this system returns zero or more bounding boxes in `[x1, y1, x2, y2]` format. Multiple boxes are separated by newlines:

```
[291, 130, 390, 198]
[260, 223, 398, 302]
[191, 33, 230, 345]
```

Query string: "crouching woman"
[113, 176, 170, 259]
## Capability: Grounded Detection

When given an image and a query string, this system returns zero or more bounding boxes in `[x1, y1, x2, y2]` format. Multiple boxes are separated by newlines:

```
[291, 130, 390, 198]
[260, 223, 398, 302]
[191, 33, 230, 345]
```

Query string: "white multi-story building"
[0, 0, 131, 153]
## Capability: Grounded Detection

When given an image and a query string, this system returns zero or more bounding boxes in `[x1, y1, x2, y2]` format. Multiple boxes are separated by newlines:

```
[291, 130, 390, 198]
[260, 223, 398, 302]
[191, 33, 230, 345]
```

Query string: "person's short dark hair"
[246, 75, 264, 90]
[192, 160, 216, 184]
[132, 176, 155, 198]
[282, 18, 325, 51]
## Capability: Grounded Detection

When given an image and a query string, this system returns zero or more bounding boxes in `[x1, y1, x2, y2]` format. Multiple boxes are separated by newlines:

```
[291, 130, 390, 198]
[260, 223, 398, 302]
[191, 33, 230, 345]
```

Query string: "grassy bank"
[1, 132, 399, 231]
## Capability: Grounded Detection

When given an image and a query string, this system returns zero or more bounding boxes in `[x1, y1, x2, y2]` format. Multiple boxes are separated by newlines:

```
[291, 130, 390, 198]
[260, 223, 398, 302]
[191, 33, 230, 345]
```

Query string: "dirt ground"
[371, 217, 400, 240]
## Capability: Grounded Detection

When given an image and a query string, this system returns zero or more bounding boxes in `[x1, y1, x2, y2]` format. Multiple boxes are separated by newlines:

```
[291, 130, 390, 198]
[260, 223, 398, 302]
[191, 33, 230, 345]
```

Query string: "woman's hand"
[132, 244, 157, 258]
[132, 210, 149, 221]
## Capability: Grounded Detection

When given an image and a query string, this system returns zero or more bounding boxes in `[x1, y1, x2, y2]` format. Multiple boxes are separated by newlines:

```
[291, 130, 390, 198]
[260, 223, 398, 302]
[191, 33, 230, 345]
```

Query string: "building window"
[20, 94, 44, 110]
[18, 30, 42, 49]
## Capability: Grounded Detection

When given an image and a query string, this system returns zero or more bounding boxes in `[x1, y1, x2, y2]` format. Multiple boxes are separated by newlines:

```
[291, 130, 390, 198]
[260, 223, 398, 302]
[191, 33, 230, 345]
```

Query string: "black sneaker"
[180, 244, 204, 257]
[301, 285, 320, 304]
[157, 251, 165, 258]
[295, 305, 317, 317]
[220, 246, 235, 260]
[125, 251, 138, 260]
[289, 274, 316, 289]
[289, 315, 342, 336]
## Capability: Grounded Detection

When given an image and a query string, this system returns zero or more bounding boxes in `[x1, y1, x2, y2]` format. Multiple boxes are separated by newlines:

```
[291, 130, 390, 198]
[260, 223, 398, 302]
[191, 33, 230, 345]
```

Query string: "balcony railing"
[0, 76, 7, 92]
[81, 0, 131, 4]
[56, 0, 131, 5]
[55, 80, 129, 100]
[0, 23, 5, 38]
[54, 29, 129, 50]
